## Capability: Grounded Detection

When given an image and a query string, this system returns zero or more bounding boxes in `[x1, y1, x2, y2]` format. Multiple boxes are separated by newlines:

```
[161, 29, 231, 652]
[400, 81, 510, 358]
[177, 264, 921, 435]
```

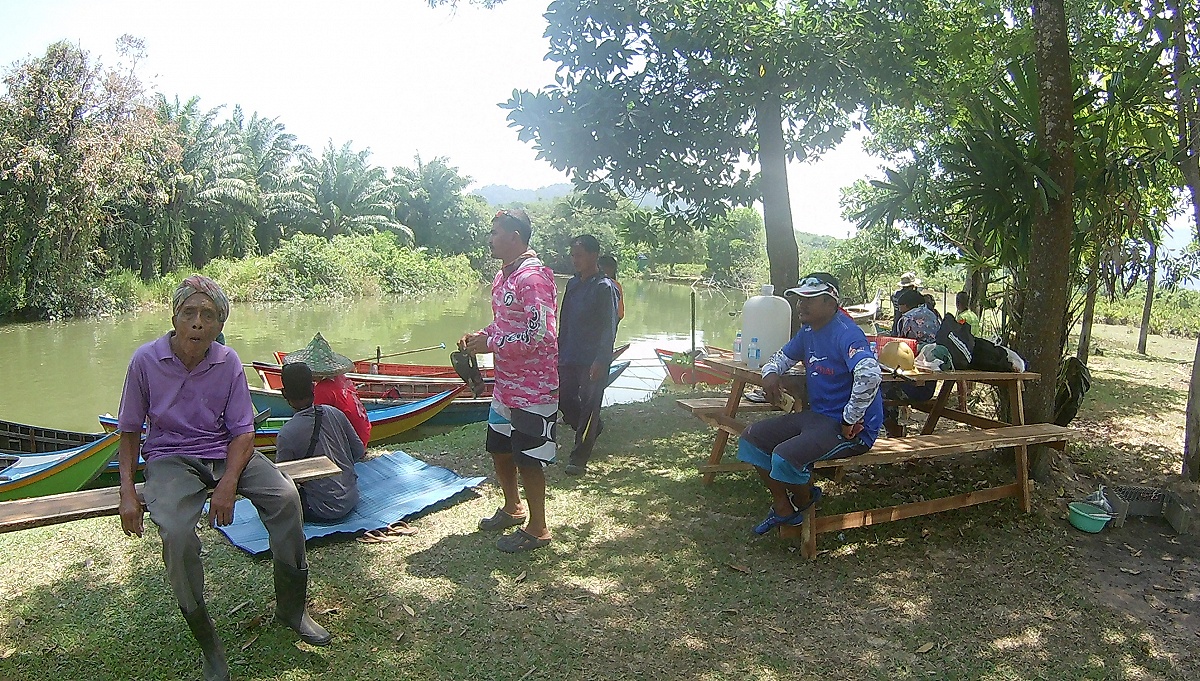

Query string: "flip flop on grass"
[357, 521, 418, 544]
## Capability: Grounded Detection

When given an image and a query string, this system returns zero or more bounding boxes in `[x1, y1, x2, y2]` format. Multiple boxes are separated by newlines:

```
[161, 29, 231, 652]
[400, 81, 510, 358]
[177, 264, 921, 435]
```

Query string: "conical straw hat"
[283, 332, 354, 377]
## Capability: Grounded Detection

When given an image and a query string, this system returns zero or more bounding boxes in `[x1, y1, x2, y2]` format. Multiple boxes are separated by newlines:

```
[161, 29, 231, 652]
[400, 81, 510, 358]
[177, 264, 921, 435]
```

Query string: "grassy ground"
[1, 324, 1197, 680]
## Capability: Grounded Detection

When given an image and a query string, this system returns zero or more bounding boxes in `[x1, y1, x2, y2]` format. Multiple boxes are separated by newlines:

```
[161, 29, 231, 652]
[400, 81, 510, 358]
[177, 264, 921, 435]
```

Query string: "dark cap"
[896, 287, 927, 310]
[280, 361, 314, 401]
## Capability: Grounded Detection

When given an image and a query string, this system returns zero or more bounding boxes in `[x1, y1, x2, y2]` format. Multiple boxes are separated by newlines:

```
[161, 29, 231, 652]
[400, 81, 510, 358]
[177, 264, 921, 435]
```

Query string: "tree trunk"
[1170, 0, 1200, 479]
[1137, 242, 1157, 355]
[756, 92, 800, 307]
[1021, 0, 1076, 481]
[1077, 252, 1100, 364]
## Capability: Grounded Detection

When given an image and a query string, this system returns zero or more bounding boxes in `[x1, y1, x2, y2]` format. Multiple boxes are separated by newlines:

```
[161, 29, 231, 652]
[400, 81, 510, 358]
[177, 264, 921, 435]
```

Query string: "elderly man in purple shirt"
[117, 275, 330, 681]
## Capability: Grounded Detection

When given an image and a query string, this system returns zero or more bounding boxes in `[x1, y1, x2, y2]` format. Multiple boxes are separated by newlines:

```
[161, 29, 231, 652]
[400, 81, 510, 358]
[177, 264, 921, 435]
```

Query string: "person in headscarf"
[116, 274, 331, 681]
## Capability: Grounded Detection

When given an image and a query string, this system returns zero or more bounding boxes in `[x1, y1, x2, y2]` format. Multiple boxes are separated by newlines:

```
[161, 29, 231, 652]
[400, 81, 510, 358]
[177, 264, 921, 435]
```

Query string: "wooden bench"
[0, 456, 341, 534]
[677, 397, 1075, 558]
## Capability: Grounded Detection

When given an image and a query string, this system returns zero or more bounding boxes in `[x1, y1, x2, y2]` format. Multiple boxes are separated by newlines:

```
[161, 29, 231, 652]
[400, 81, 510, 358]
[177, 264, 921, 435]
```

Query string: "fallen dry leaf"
[1119, 568, 1142, 575]
[403, 604, 416, 618]
[241, 634, 258, 651]
[916, 643, 934, 654]
[728, 564, 752, 574]
[515, 571, 527, 583]
[227, 600, 253, 618]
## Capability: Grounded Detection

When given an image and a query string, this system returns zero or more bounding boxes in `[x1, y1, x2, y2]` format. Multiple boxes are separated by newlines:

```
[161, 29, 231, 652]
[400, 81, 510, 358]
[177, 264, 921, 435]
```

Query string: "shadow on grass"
[0, 394, 1194, 679]
[1085, 371, 1188, 420]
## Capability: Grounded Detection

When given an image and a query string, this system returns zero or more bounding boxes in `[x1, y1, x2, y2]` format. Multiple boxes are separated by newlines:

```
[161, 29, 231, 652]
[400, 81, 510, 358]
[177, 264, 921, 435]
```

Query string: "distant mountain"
[471, 183, 574, 206]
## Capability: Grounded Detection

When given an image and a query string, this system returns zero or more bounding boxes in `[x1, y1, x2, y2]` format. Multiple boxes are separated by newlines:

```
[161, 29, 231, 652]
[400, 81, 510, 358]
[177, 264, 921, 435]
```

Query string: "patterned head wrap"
[173, 275, 229, 323]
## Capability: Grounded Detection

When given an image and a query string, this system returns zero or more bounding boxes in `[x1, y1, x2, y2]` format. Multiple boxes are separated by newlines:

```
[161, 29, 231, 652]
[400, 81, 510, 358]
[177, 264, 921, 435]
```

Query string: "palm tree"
[226, 106, 311, 254]
[153, 95, 254, 272]
[296, 141, 411, 243]
[391, 155, 481, 254]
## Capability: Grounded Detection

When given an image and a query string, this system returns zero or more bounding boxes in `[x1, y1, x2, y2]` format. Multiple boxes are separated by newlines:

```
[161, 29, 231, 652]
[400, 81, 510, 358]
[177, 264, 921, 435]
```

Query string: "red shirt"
[313, 374, 371, 446]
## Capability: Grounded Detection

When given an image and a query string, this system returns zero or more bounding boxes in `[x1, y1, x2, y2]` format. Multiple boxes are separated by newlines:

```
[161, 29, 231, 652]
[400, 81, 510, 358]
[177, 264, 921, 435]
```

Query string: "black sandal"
[478, 507, 527, 531]
[497, 528, 552, 553]
[450, 350, 486, 397]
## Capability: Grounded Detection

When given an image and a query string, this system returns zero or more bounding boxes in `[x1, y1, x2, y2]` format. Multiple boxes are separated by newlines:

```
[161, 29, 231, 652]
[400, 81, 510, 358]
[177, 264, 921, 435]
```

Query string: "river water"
[0, 278, 746, 432]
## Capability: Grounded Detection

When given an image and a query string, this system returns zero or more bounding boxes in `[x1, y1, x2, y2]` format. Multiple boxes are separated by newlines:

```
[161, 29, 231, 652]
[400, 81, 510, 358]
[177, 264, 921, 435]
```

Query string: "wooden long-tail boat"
[255, 343, 632, 401]
[655, 348, 732, 386]
[0, 426, 120, 501]
[99, 387, 465, 450]
[273, 342, 631, 380]
[249, 360, 633, 425]
[249, 386, 491, 426]
[252, 361, 488, 400]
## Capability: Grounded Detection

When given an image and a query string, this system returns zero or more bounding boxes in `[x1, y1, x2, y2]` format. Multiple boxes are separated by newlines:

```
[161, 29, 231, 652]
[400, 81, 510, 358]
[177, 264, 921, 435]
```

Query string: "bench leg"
[831, 466, 846, 484]
[1015, 444, 1032, 513]
[1007, 381, 1032, 513]
[702, 378, 746, 484]
[919, 380, 955, 435]
[801, 504, 818, 559]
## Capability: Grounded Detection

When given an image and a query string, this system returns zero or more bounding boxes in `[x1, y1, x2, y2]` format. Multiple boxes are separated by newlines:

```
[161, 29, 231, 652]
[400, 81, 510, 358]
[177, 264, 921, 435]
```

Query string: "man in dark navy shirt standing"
[558, 234, 619, 476]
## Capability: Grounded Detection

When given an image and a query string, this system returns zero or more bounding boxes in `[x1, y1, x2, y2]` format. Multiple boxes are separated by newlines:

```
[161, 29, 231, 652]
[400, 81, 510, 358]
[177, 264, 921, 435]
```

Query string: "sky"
[0, 0, 1192, 249]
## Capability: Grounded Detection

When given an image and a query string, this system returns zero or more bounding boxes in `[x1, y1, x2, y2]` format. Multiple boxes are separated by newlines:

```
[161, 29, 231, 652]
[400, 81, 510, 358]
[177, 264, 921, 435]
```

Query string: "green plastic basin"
[1068, 501, 1111, 533]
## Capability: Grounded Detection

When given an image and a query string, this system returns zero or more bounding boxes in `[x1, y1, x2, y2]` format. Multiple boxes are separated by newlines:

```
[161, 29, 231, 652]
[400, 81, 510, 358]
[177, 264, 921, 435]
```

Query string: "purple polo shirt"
[117, 333, 256, 462]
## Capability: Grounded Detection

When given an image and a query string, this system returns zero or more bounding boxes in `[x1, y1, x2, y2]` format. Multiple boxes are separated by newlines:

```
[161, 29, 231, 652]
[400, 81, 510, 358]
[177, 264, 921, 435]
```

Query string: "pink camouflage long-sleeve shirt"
[482, 253, 559, 408]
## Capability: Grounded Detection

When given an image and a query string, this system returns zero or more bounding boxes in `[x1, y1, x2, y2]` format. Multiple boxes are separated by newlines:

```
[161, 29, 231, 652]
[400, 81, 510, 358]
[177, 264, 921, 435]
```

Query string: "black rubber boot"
[181, 605, 230, 681]
[273, 561, 332, 646]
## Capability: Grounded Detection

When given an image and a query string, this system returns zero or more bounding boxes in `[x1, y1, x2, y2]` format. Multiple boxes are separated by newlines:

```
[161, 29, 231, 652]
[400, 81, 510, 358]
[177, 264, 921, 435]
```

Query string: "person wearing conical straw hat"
[284, 333, 370, 447]
[116, 275, 331, 681]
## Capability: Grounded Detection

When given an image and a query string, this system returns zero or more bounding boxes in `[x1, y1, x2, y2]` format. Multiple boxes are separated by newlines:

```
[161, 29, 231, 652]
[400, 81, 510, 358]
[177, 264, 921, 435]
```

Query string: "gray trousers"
[143, 453, 306, 613]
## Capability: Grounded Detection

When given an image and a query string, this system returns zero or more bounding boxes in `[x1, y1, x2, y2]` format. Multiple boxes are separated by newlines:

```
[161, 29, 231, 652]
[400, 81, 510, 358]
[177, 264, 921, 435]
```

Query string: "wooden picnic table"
[678, 351, 1073, 558]
[692, 352, 1043, 482]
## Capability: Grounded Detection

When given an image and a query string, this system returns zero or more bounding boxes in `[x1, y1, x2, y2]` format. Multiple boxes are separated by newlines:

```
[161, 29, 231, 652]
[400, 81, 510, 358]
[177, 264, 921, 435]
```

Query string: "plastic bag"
[915, 343, 945, 371]
[1083, 486, 1113, 514]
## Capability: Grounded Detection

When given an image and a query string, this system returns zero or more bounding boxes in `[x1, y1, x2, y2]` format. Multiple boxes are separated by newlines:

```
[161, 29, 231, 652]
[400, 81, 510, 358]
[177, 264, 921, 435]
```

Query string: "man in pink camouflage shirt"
[460, 208, 560, 552]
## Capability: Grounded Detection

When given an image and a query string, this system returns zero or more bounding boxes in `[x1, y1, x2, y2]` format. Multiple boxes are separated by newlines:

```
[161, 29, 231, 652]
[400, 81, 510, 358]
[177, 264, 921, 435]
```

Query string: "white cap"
[761, 284, 774, 296]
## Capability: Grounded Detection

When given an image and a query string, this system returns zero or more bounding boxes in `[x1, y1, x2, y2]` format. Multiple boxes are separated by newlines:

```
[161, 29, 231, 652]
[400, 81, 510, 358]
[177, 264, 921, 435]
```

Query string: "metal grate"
[1112, 485, 1166, 517]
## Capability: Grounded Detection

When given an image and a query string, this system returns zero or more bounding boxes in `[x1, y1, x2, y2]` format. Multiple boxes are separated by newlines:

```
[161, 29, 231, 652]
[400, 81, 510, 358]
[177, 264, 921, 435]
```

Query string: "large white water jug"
[741, 284, 791, 364]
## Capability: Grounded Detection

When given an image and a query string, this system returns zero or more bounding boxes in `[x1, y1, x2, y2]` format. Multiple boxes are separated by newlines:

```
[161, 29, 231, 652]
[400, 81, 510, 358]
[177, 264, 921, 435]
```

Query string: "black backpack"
[1053, 356, 1092, 426]
[970, 337, 1015, 372]
[935, 313, 974, 369]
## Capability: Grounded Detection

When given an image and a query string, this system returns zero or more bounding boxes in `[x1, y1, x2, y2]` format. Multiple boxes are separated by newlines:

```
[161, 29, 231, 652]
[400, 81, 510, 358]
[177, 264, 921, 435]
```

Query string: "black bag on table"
[935, 313, 974, 369]
[970, 337, 1016, 372]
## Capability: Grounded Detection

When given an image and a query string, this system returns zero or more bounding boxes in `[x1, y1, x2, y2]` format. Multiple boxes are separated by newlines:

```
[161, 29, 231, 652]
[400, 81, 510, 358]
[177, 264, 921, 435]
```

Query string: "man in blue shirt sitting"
[737, 272, 884, 534]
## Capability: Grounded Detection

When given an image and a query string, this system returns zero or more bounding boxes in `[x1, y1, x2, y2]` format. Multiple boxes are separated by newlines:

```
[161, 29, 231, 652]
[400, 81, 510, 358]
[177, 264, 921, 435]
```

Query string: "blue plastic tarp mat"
[215, 450, 485, 555]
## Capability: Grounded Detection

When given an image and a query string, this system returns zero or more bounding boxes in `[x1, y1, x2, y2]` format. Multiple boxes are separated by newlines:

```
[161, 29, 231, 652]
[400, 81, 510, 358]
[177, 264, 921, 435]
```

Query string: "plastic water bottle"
[747, 337, 761, 370]
[733, 332, 744, 362]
